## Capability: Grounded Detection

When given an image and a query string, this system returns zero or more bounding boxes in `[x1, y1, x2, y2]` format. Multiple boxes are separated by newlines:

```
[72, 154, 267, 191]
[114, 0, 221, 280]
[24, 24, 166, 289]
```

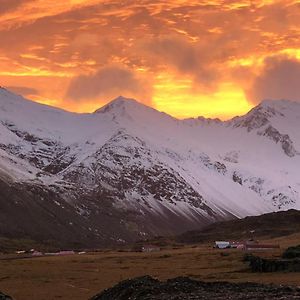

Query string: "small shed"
[215, 241, 231, 249]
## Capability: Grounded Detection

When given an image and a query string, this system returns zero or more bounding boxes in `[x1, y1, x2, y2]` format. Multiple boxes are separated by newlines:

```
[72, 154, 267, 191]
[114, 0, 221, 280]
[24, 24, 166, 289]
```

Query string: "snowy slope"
[0, 87, 299, 246]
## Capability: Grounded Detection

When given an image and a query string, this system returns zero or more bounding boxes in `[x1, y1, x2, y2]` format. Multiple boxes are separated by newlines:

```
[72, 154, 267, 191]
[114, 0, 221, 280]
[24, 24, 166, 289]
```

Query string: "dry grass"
[0, 234, 300, 300]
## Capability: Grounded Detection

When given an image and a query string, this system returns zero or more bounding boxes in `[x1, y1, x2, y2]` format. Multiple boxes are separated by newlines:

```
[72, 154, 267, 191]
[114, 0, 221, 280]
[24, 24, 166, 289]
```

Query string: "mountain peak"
[93, 96, 143, 114]
[230, 99, 286, 131]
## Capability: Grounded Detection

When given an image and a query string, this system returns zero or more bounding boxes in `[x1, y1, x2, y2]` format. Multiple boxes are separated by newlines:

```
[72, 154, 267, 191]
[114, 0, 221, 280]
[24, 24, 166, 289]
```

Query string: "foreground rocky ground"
[92, 276, 300, 300]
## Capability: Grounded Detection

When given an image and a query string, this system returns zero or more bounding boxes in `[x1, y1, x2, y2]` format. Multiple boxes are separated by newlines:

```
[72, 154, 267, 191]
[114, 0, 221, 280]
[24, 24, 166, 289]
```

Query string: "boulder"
[0, 292, 13, 300]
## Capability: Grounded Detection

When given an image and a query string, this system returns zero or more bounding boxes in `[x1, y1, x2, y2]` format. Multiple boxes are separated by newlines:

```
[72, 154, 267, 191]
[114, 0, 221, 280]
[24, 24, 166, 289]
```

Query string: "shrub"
[282, 245, 300, 259]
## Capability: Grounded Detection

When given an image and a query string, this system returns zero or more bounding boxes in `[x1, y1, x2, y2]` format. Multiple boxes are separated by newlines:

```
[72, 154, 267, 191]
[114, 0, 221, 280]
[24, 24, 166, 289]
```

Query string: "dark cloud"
[148, 36, 197, 73]
[5, 85, 39, 97]
[0, 0, 29, 15]
[66, 65, 152, 104]
[141, 35, 219, 90]
[247, 56, 300, 104]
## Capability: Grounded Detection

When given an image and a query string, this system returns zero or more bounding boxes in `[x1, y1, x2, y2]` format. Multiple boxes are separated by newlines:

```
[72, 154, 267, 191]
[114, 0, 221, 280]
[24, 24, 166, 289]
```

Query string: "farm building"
[245, 244, 280, 251]
[215, 240, 280, 251]
[32, 251, 43, 257]
[215, 241, 231, 249]
[57, 250, 75, 256]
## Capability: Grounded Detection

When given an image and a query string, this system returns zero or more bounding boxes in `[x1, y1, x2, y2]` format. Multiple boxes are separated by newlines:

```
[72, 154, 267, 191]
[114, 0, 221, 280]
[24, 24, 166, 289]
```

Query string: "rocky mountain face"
[231, 101, 299, 157]
[0, 87, 299, 248]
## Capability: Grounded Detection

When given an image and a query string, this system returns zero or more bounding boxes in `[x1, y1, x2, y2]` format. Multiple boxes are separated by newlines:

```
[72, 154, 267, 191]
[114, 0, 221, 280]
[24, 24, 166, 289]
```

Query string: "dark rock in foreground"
[247, 255, 300, 273]
[91, 276, 300, 300]
[0, 292, 13, 300]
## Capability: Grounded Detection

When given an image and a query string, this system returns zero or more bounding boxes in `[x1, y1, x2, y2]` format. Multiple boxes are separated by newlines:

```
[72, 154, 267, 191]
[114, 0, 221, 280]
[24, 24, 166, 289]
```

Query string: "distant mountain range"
[0, 87, 299, 248]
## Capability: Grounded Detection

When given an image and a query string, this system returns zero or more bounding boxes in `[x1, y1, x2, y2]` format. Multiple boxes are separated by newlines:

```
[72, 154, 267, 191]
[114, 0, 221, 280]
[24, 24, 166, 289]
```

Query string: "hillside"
[177, 209, 300, 244]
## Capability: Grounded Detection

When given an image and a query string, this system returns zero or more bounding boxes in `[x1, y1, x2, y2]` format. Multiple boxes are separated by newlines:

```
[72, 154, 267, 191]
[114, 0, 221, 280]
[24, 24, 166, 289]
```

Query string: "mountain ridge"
[0, 88, 299, 247]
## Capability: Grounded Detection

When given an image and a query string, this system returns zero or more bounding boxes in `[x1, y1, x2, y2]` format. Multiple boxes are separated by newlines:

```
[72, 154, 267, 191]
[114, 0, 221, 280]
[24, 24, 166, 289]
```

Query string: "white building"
[215, 241, 231, 249]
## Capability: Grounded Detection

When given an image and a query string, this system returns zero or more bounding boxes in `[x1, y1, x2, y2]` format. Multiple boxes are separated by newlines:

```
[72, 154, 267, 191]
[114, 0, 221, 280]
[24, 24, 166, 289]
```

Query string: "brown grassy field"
[0, 233, 300, 300]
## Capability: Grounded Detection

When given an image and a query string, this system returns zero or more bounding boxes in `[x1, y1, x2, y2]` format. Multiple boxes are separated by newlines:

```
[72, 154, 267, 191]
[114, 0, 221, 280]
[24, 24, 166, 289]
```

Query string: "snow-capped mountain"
[0, 87, 299, 247]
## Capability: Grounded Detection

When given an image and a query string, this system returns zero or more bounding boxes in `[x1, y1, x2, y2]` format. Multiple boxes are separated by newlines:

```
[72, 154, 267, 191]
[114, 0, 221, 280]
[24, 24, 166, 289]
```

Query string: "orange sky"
[0, 0, 300, 119]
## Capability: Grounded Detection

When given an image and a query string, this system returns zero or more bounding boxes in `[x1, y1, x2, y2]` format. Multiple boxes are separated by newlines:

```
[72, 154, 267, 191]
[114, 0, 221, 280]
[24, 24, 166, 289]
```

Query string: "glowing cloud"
[0, 0, 299, 118]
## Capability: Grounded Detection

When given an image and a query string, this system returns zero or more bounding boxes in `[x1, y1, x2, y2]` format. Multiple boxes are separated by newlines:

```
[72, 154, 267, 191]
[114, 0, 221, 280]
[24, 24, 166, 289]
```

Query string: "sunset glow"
[0, 0, 299, 119]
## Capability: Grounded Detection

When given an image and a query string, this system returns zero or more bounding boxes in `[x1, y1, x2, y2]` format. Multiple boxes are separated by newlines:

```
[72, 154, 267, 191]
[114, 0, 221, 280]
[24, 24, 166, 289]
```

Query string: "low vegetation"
[282, 245, 300, 259]
[246, 255, 300, 272]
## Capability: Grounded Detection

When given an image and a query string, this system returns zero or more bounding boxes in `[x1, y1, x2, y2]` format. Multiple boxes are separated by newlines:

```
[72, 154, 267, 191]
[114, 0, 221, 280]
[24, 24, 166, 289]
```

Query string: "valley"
[0, 232, 300, 300]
